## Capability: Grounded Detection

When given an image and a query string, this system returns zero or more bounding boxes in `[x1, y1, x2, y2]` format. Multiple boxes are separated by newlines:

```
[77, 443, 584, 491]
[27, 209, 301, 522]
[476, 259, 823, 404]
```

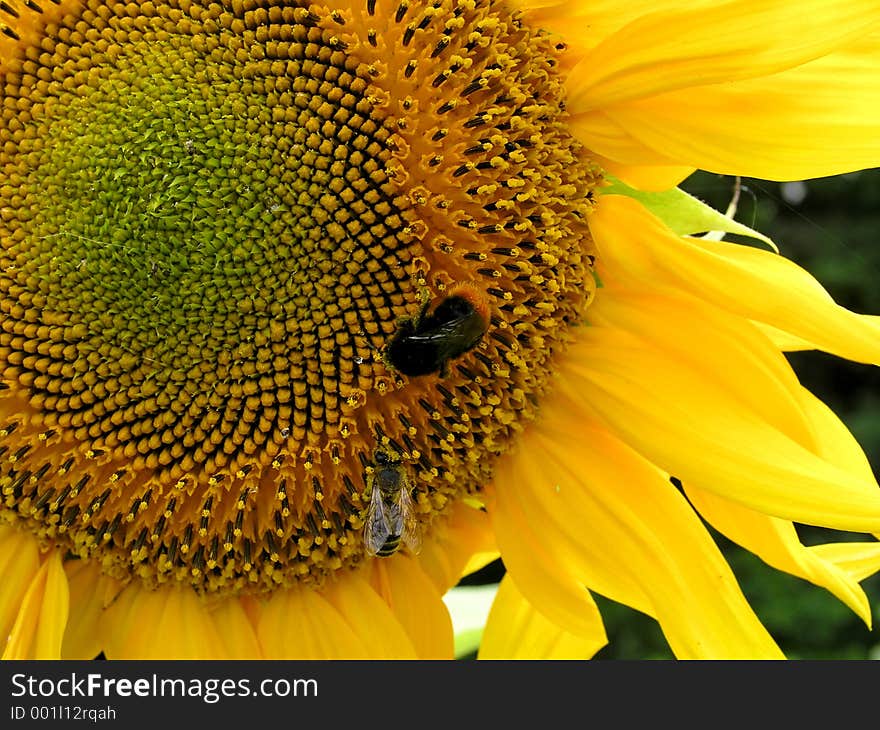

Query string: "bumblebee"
[384, 282, 490, 377]
[363, 448, 421, 557]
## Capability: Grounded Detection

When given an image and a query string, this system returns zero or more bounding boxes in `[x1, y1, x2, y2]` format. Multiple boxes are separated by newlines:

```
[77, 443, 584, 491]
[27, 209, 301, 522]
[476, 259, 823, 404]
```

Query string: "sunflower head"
[0, 0, 601, 597]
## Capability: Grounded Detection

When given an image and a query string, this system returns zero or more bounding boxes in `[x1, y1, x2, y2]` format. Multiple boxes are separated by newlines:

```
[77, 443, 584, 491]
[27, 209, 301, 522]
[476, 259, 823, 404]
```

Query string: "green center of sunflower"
[0, 0, 600, 596]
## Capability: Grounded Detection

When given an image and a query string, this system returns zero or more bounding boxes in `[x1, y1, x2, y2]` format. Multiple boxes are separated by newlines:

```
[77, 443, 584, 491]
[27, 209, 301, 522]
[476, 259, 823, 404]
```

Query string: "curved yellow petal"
[489, 471, 614, 638]
[257, 585, 370, 659]
[518, 0, 713, 56]
[3, 548, 69, 660]
[810, 542, 880, 584]
[798, 388, 877, 485]
[493, 411, 781, 659]
[104, 585, 230, 659]
[371, 556, 454, 658]
[0, 525, 41, 646]
[587, 290, 814, 452]
[752, 322, 816, 352]
[207, 598, 262, 659]
[796, 387, 880, 547]
[685, 486, 874, 626]
[567, 1, 880, 111]
[593, 36, 880, 181]
[323, 575, 418, 658]
[417, 500, 496, 594]
[61, 559, 125, 660]
[568, 304, 880, 532]
[478, 574, 607, 659]
[598, 159, 694, 192]
[591, 194, 880, 366]
[461, 550, 500, 580]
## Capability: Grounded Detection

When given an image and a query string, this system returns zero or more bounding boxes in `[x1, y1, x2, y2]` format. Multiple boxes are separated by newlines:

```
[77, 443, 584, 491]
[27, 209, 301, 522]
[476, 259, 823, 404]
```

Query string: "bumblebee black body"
[384, 287, 489, 377]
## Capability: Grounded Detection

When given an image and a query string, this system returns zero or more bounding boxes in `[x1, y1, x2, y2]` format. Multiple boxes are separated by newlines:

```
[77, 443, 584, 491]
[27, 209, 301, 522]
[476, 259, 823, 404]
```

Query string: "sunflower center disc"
[0, 0, 600, 595]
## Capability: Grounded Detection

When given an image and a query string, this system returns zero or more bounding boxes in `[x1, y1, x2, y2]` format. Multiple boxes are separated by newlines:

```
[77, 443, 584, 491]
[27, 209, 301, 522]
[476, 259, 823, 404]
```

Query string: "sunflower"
[1, 0, 880, 661]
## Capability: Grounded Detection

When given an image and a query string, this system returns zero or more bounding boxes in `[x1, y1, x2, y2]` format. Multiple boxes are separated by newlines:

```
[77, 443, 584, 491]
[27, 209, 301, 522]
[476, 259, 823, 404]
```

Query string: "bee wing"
[398, 482, 422, 555]
[364, 483, 393, 557]
[405, 317, 485, 360]
[402, 317, 467, 344]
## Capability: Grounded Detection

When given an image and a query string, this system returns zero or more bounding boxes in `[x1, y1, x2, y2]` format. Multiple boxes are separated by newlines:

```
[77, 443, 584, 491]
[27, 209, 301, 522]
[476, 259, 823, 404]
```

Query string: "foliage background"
[454, 168, 880, 659]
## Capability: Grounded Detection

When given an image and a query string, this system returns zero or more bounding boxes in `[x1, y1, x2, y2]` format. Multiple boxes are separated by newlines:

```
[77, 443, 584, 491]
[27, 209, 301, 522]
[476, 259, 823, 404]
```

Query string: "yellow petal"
[594, 36, 880, 180]
[493, 411, 782, 659]
[598, 158, 694, 192]
[685, 486, 874, 626]
[478, 574, 607, 659]
[797, 386, 880, 547]
[3, 549, 69, 660]
[257, 585, 370, 659]
[322, 575, 418, 658]
[371, 556, 454, 658]
[104, 585, 229, 659]
[798, 387, 877, 485]
[417, 500, 496, 594]
[0, 525, 40, 646]
[207, 598, 263, 659]
[61, 559, 125, 660]
[566, 298, 880, 532]
[567, 1, 880, 110]
[489, 471, 611, 638]
[587, 289, 814, 451]
[810, 542, 880, 584]
[591, 195, 880, 366]
[460, 550, 501, 580]
[518, 0, 714, 56]
[752, 322, 816, 352]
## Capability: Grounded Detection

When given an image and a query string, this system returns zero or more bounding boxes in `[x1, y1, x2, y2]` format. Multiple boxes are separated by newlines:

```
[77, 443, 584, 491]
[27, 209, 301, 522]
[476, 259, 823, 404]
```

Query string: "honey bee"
[363, 448, 421, 557]
[384, 282, 490, 377]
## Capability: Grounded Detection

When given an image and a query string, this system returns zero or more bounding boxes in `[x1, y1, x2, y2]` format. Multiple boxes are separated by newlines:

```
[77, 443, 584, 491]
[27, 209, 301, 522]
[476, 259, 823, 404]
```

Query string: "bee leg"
[414, 286, 432, 325]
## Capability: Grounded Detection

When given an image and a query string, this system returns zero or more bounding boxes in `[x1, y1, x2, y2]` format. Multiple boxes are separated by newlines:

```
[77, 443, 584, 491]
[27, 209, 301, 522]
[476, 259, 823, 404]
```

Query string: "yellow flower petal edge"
[205, 597, 263, 661]
[416, 501, 497, 594]
[571, 294, 880, 532]
[592, 36, 880, 181]
[2, 548, 69, 660]
[810, 543, 880, 584]
[61, 559, 126, 661]
[322, 576, 418, 659]
[565, 1, 880, 110]
[557, 0, 880, 182]
[796, 387, 880, 546]
[257, 586, 370, 660]
[492, 409, 782, 659]
[591, 195, 880, 366]
[488, 475, 614, 640]
[598, 159, 695, 192]
[256, 557, 453, 660]
[685, 486, 875, 627]
[103, 584, 254, 660]
[0, 524, 41, 649]
[370, 557, 454, 659]
[587, 289, 816, 453]
[460, 550, 501, 580]
[478, 574, 607, 660]
[517, 0, 720, 58]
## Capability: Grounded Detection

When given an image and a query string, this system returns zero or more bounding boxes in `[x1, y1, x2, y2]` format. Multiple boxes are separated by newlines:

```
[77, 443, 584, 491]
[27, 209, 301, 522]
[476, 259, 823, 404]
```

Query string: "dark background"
[460, 168, 880, 659]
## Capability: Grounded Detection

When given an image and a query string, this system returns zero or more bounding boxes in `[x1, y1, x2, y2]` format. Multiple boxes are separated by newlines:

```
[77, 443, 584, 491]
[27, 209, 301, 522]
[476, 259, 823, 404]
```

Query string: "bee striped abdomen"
[376, 534, 403, 557]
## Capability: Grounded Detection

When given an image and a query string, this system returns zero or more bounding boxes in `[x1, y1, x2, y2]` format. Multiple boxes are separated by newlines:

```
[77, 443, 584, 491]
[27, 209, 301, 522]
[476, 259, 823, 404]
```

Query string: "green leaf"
[602, 177, 777, 251]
